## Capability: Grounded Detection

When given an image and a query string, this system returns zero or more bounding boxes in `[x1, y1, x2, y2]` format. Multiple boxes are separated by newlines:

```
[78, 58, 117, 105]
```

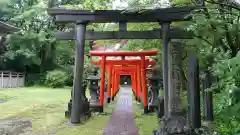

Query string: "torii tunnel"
[89, 50, 158, 113]
[91, 59, 157, 101]
[110, 66, 139, 101]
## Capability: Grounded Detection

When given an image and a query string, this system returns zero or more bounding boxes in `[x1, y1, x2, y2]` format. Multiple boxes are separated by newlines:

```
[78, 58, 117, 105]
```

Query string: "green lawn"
[0, 87, 116, 135]
[133, 100, 159, 135]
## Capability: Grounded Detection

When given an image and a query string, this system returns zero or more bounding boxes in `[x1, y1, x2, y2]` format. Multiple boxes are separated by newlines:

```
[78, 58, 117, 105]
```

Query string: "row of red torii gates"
[89, 50, 158, 113]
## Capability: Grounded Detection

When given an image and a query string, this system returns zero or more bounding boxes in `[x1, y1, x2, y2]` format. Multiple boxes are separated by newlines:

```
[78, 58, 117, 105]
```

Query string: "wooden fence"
[0, 71, 25, 88]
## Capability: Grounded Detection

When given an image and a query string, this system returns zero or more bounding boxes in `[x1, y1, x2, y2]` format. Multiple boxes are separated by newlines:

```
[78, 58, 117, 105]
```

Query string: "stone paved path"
[103, 86, 139, 135]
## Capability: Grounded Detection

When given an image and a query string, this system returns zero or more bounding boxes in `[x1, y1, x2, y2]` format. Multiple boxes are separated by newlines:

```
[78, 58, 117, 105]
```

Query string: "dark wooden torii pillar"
[161, 23, 170, 117]
[70, 21, 88, 123]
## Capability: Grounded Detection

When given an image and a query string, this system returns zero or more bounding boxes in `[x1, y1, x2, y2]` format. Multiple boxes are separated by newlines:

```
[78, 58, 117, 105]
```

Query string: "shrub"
[210, 52, 240, 135]
[45, 69, 68, 88]
[25, 73, 46, 86]
[62, 66, 74, 86]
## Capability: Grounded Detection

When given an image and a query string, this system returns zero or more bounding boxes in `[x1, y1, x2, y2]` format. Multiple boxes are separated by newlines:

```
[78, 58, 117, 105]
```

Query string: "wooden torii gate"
[47, 5, 198, 124]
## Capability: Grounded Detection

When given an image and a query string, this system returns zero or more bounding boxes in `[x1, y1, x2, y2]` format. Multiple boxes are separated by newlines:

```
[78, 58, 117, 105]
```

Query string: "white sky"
[112, 0, 171, 10]
[235, 0, 240, 4]
[112, 0, 128, 9]
[104, 0, 171, 29]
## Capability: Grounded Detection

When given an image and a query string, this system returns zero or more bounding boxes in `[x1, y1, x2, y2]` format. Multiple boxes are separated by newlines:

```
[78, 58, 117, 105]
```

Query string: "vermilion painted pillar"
[99, 56, 106, 112]
[133, 72, 137, 95]
[111, 67, 115, 100]
[141, 56, 148, 114]
[115, 73, 119, 94]
[107, 65, 112, 103]
[112, 69, 117, 100]
[131, 73, 135, 92]
[115, 71, 118, 97]
[130, 73, 135, 96]
[116, 72, 120, 93]
[114, 70, 118, 98]
[136, 64, 141, 101]
[133, 71, 138, 100]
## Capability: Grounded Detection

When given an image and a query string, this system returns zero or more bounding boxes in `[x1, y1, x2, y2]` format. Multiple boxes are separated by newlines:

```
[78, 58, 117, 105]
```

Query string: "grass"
[0, 87, 116, 135]
[132, 99, 159, 135]
[55, 100, 116, 135]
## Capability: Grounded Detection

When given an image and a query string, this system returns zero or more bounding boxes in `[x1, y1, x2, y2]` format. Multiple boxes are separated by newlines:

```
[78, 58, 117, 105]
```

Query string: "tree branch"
[200, 0, 228, 51]
[194, 35, 214, 46]
[217, 0, 237, 57]
[236, 13, 240, 51]
[205, 0, 240, 11]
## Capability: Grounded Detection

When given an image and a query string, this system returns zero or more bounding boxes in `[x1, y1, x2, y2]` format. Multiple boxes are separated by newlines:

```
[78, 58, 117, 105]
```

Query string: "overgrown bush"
[45, 69, 68, 88]
[61, 66, 74, 86]
[25, 73, 46, 86]
[210, 51, 240, 135]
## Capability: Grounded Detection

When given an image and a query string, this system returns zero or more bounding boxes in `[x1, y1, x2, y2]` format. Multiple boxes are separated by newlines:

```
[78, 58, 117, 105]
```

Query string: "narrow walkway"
[103, 87, 139, 135]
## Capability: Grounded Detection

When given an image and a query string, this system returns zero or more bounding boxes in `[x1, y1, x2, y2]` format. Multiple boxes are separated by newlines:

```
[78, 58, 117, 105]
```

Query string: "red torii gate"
[89, 50, 158, 113]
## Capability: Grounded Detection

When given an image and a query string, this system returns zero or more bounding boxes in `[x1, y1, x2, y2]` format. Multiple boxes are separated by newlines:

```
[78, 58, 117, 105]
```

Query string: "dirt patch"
[0, 98, 6, 103]
[0, 117, 32, 135]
